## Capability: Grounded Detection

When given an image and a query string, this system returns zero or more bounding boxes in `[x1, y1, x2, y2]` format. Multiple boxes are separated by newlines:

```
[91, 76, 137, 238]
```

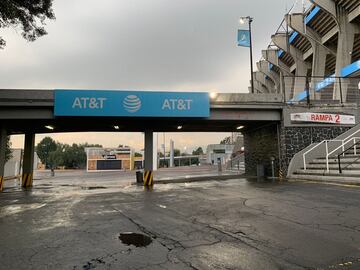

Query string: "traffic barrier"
[0, 176, 3, 192]
[22, 173, 33, 188]
[143, 170, 154, 186]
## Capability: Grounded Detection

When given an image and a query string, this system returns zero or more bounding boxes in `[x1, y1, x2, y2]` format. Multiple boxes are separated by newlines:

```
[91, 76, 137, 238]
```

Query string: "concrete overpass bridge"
[1, 89, 359, 191]
[0, 89, 284, 191]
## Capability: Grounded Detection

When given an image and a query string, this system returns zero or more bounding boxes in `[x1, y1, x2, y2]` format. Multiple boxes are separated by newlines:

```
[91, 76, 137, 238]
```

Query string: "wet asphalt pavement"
[0, 170, 360, 269]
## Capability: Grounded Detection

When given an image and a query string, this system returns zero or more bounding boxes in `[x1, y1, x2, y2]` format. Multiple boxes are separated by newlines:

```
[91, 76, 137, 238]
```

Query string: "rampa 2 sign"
[290, 112, 355, 125]
[54, 90, 210, 118]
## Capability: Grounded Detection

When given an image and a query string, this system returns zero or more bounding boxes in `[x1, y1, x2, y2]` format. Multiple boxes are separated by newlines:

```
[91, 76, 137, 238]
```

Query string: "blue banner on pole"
[237, 29, 250, 47]
[54, 90, 210, 118]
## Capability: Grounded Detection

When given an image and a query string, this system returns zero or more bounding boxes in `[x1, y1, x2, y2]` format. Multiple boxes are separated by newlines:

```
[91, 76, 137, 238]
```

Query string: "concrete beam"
[286, 13, 329, 100]
[257, 60, 281, 93]
[22, 133, 35, 188]
[253, 80, 268, 93]
[254, 72, 275, 93]
[348, 6, 360, 22]
[285, 13, 336, 56]
[262, 49, 291, 74]
[310, 0, 337, 21]
[0, 127, 7, 192]
[272, 33, 309, 97]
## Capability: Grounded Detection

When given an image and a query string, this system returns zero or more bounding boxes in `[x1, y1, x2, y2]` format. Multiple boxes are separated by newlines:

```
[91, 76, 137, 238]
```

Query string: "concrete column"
[254, 72, 275, 93]
[253, 80, 268, 93]
[144, 130, 153, 171]
[22, 133, 35, 188]
[257, 60, 281, 93]
[334, 8, 356, 101]
[311, 0, 359, 101]
[262, 49, 294, 100]
[272, 33, 310, 98]
[286, 13, 331, 100]
[0, 127, 7, 192]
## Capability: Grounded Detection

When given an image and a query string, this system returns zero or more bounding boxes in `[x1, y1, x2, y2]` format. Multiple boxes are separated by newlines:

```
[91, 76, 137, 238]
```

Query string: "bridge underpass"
[0, 90, 283, 191]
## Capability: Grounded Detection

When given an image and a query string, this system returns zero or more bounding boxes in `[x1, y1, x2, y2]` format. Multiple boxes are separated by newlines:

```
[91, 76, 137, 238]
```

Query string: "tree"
[192, 147, 204, 156]
[173, 149, 180, 157]
[48, 144, 65, 169]
[36, 137, 57, 168]
[62, 143, 87, 169]
[5, 136, 12, 162]
[0, 0, 55, 49]
[220, 136, 231, 145]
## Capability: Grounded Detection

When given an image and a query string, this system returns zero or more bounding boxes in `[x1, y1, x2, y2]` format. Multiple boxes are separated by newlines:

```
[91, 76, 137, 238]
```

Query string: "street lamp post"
[239, 16, 254, 94]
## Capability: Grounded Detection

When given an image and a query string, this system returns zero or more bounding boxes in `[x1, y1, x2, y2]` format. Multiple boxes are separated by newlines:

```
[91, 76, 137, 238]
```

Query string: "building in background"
[206, 144, 235, 165]
[4, 149, 39, 178]
[85, 147, 142, 172]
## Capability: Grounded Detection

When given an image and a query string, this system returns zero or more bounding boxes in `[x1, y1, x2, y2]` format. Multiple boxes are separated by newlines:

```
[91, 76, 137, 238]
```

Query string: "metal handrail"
[327, 137, 360, 171]
[337, 141, 360, 173]
[303, 140, 344, 170]
[303, 128, 360, 171]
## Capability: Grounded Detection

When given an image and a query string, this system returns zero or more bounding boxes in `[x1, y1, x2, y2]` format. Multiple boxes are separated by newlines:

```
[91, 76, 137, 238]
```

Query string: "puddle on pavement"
[81, 186, 107, 190]
[119, 232, 152, 247]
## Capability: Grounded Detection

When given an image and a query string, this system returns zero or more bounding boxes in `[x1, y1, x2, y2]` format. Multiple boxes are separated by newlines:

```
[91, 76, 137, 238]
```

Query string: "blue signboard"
[54, 90, 210, 117]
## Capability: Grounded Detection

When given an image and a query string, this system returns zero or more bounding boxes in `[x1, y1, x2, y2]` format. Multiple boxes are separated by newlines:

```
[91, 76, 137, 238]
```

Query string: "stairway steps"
[304, 164, 360, 170]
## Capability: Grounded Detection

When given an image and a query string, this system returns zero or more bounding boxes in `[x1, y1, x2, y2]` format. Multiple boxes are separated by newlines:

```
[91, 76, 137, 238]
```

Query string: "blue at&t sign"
[54, 90, 210, 118]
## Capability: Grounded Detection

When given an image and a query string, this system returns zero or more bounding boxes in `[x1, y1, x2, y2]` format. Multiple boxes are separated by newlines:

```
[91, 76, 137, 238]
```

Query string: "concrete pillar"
[253, 80, 268, 93]
[272, 33, 310, 98]
[144, 130, 154, 171]
[311, 0, 359, 101]
[169, 140, 174, 167]
[0, 127, 7, 192]
[262, 49, 294, 100]
[22, 133, 35, 188]
[286, 13, 334, 100]
[334, 8, 356, 101]
[254, 72, 275, 93]
[257, 60, 281, 93]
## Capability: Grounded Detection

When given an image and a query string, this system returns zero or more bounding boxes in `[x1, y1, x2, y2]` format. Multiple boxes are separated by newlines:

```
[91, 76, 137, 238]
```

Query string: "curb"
[288, 178, 360, 187]
[153, 173, 245, 184]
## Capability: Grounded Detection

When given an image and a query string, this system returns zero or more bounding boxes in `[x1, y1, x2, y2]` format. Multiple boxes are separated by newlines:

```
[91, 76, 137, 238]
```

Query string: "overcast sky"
[3, 0, 300, 151]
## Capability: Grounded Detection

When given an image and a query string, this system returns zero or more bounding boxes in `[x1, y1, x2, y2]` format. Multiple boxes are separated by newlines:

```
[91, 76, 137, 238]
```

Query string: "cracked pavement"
[0, 172, 360, 269]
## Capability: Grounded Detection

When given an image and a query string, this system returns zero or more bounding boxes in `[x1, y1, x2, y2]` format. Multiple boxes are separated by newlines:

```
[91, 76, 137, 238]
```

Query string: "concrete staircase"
[288, 124, 360, 185]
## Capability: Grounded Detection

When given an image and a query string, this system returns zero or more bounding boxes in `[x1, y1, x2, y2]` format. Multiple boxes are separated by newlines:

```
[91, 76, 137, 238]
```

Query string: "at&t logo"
[123, 95, 141, 113]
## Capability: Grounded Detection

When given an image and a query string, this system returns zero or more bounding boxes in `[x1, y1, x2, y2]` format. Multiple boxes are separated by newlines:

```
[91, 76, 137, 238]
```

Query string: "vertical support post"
[22, 133, 35, 188]
[325, 141, 329, 172]
[144, 130, 154, 186]
[144, 130, 154, 170]
[0, 127, 7, 192]
[249, 18, 255, 94]
[354, 138, 357, 155]
[169, 139, 174, 167]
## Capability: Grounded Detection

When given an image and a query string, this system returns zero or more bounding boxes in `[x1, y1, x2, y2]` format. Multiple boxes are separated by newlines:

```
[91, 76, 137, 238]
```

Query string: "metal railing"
[284, 76, 360, 106]
[337, 140, 360, 174]
[303, 128, 360, 172]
